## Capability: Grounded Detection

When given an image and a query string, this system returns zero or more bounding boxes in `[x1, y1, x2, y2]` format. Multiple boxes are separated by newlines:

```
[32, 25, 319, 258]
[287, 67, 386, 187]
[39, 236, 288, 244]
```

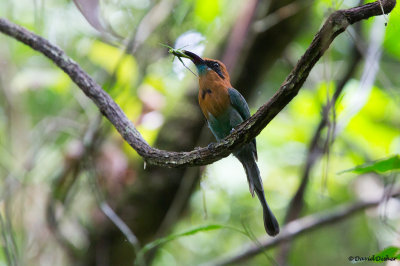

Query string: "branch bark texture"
[0, 0, 396, 168]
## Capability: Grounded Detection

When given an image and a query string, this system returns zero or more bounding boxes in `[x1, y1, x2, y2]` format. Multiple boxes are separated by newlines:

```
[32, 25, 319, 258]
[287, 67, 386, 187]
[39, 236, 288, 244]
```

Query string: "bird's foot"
[207, 142, 216, 150]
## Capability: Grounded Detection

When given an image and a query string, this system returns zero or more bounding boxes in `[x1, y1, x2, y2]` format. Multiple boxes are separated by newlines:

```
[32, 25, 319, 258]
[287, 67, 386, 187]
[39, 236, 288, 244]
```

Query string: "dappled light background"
[0, 0, 400, 265]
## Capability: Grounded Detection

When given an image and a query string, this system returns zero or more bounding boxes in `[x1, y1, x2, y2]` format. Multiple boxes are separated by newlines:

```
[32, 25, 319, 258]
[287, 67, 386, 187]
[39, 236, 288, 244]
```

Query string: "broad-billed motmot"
[182, 50, 280, 236]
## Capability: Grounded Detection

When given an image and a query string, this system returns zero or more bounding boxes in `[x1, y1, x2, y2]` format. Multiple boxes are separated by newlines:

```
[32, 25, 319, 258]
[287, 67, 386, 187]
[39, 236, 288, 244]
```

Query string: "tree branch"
[209, 190, 400, 266]
[0, 0, 395, 168]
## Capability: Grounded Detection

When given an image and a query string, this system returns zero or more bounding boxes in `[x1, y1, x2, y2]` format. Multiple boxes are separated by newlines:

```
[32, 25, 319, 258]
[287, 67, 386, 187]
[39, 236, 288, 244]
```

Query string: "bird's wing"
[228, 88, 258, 161]
[228, 88, 251, 120]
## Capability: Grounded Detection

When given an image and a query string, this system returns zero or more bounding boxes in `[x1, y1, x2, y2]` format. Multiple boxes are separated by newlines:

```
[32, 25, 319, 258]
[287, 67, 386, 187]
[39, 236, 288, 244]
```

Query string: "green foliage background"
[0, 0, 399, 265]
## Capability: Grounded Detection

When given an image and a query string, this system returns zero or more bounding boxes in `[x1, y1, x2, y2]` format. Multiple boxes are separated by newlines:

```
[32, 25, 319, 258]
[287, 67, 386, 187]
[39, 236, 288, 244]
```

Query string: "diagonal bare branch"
[0, 0, 396, 168]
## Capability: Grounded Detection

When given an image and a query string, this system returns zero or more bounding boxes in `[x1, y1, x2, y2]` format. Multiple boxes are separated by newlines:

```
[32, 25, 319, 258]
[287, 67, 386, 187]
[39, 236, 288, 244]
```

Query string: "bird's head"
[183, 50, 230, 83]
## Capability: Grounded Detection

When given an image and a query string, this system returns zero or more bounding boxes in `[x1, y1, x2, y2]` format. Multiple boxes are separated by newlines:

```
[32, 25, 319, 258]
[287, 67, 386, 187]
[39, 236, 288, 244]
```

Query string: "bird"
[182, 50, 279, 236]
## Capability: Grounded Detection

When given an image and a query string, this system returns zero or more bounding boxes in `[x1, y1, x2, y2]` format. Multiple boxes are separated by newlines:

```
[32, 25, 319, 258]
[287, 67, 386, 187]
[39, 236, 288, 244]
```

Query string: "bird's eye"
[205, 60, 225, 79]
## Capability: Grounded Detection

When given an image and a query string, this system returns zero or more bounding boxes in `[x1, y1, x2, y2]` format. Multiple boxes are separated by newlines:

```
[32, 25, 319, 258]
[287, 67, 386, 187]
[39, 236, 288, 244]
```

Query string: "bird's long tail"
[239, 156, 280, 236]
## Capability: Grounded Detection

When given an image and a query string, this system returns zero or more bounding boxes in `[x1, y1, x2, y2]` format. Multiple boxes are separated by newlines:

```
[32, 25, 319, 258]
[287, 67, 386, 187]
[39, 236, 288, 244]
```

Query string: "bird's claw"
[207, 142, 216, 150]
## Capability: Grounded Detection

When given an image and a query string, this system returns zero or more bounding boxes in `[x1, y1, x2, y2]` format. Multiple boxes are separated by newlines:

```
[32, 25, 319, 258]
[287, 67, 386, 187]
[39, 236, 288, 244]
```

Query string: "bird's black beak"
[183, 50, 205, 65]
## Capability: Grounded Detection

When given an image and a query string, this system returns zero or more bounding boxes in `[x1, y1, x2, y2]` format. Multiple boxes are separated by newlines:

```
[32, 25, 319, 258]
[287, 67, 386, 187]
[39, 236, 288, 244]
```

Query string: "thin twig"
[0, 0, 396, 168]
[88, 168, 143, 264]
[378, 0, 390, 24]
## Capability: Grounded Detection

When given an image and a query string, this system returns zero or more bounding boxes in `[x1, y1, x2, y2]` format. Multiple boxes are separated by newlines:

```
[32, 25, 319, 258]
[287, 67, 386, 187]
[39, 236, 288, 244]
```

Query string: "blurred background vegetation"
[0, 0, 399, 265]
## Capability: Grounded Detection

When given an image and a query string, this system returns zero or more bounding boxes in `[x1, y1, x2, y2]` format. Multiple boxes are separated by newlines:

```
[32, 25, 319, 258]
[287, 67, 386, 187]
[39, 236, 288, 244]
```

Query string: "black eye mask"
[205, 60, 225, 79]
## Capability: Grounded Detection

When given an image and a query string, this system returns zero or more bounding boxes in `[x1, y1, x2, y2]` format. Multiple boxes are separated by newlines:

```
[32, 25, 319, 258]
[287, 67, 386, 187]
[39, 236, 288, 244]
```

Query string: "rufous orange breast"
[198, 68, 232, 120]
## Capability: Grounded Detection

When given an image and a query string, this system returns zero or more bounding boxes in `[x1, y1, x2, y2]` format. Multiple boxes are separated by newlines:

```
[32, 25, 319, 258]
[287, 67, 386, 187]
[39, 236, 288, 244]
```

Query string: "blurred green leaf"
[136, 223, 245, 263]
[373, 246, 400, 263]
[139, 224, 223, 255]
[88, 41, 138, 85]
[339, 155, 400, 174]
[195, 0, 220, 22]
[384, 7, 400, 59]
